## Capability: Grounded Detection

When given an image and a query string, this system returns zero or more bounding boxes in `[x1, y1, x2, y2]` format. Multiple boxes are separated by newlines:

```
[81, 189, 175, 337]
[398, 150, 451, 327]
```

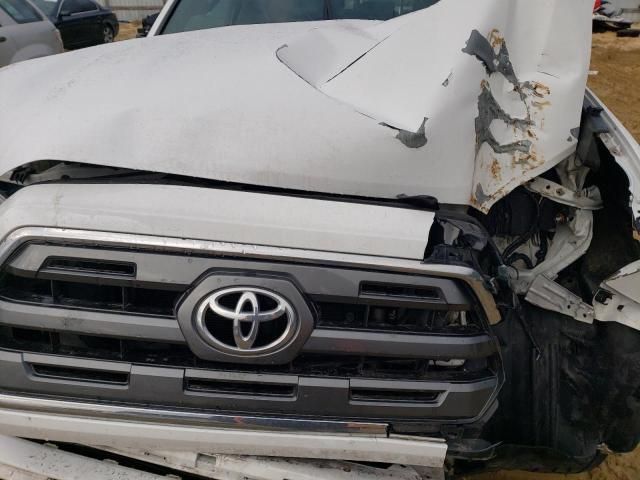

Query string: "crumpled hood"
[0, 0, 592, 211]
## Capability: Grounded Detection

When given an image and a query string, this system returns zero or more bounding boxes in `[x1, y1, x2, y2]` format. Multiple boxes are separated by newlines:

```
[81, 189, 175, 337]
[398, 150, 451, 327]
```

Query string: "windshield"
[31, 0, 58, 17]
[162, 0, 439, 35]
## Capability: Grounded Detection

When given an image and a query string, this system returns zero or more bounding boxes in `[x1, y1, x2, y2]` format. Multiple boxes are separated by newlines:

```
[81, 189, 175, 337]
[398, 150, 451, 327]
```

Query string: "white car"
[0, 0, 638, 477]
[0, 0, 62, 67]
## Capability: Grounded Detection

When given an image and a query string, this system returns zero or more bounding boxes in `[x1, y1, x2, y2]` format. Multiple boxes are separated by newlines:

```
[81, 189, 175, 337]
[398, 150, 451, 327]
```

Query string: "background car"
[136, 11, 158, 37]
[32, 0, 118, 49]
[0, 0, 63, 67]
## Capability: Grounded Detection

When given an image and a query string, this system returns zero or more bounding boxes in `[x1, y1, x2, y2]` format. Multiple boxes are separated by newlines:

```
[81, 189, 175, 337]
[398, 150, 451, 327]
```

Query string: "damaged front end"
[0, 0, 640, 476]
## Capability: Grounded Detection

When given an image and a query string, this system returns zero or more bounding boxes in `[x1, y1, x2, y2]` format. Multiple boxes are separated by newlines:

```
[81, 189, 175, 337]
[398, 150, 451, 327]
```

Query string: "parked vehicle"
[0, 0, 639, 477]
[593, 0, 633, 31]
[0, 0, 62, 67]
[149, 0, 440, 35]
[32, 0, 118, 48]
[137, 11, 158, 37]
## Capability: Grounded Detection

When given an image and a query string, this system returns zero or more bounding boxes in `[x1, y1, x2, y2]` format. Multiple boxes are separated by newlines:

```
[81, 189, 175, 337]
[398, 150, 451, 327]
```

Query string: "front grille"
[0, 241, 501, 424]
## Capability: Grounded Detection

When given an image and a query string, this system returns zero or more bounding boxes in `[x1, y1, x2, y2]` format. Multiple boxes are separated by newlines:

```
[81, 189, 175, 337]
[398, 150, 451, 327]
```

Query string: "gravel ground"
[114, 23, 640, 480]
[589, 29, 640, 142]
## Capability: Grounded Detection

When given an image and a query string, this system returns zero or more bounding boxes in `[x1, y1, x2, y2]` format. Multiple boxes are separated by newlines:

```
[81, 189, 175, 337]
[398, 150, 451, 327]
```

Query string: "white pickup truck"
[0, 0, 638, 476]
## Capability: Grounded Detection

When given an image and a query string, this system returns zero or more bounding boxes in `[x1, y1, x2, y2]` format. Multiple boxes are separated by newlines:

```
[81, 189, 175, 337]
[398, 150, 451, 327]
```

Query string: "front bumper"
[0, 392, 447, 467]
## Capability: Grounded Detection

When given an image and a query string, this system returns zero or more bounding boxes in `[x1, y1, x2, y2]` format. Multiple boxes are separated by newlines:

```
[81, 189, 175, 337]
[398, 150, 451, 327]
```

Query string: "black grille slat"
[315, 301, 482, 334]
[42, 258, 136, 277]
[185, 378, 297, 397]
[350, 388, 442, 404]
[0, 272, 182, 318]
[30, 364, 130, 385]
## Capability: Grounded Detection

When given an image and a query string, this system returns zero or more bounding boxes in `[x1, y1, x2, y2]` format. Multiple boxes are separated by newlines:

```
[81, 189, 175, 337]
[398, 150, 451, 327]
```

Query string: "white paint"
[0, 183, 434, 260]
[0, 0, 593, 212]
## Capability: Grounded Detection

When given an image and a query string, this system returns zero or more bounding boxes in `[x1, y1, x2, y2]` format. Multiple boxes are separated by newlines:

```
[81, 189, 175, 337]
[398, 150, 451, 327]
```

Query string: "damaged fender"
[278, 0, 593, 212]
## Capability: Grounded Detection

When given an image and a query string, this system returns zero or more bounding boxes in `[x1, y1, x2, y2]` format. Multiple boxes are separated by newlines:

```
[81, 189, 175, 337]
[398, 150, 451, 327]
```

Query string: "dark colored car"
[32, 0, 118, 49]
[137, 11, 158, 37]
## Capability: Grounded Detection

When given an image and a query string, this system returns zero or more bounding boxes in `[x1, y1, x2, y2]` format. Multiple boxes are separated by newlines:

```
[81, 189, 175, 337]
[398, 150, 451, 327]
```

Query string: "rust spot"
[532, 100, 551, 109]
[528, 82, 551, 98]
[490, 158, 502, 181]
[489, 29, 504, 49]
[526, 128, 538, 140]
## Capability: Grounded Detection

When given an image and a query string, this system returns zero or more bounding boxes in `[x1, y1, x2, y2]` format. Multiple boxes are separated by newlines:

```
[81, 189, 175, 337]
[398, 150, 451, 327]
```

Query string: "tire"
[617, 29, 640, 38]
[103, 24, 115, 44]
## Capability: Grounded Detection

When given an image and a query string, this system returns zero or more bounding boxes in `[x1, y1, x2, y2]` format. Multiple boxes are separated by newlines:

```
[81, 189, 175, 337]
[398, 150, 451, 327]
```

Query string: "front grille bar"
[0, 300, 497, 360]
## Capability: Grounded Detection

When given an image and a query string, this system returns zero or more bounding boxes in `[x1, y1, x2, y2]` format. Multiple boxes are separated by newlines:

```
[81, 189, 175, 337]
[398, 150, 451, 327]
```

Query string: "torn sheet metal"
[525, 275, 595, 324]
[279, 0, 592, 212]
[594, 260, 640, 330]
[0, 1, 592, 212]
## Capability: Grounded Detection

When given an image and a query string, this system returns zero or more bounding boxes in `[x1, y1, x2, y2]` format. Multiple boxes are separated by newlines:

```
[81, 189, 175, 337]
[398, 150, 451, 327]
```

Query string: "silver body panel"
[0, 2, 62, 67]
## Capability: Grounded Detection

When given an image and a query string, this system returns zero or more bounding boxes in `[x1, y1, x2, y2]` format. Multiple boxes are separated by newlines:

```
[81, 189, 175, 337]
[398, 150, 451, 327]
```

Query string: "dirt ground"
[588, 30, 640, 142]
[114, 23, 640, 480]
[116, 21, 140, 41]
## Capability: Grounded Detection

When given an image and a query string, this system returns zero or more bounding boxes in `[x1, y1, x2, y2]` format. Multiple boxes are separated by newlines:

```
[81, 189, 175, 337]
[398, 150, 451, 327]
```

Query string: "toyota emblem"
[194, 287, 298, 356]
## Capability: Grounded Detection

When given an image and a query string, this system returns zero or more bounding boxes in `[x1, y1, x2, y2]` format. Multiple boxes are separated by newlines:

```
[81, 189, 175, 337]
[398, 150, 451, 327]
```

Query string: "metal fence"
[98, 0, 166, 22]
[613, 0, 640, 22]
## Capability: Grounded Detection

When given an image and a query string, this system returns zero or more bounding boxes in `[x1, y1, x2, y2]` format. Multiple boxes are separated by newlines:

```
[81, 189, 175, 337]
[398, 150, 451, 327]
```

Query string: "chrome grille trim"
[0, 391, 387, 434]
